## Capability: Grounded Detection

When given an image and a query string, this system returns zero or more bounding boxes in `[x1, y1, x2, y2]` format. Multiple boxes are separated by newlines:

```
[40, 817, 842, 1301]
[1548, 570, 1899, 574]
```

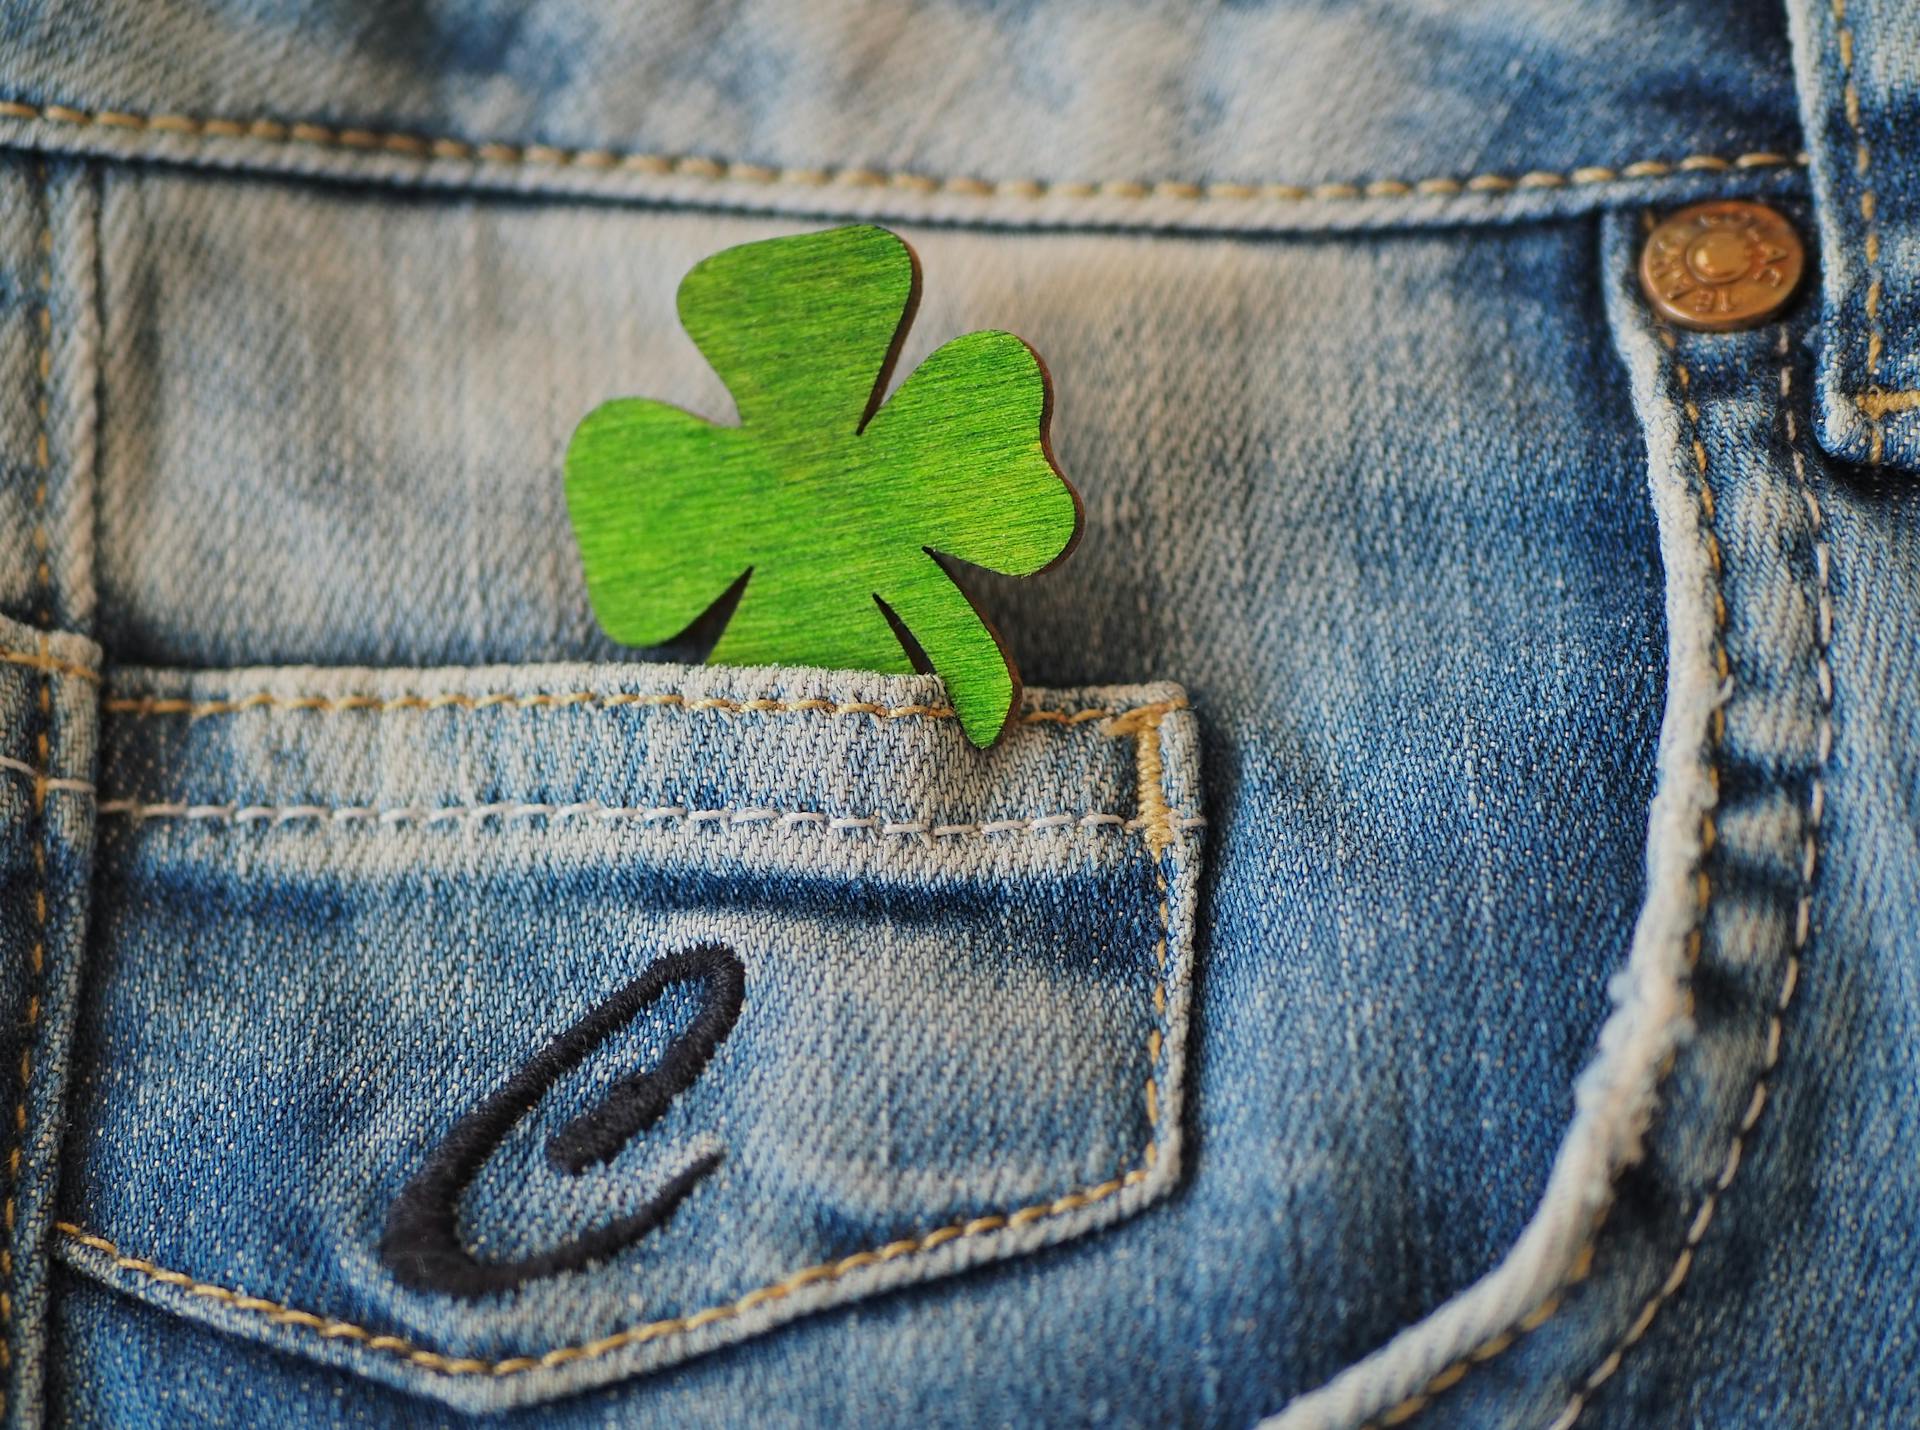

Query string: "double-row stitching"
[1830, 0, 1889, 461]
[1366, 299, 1735, 1430]
[1547, 327, 1829, 1429]
[101, 690, 1182, 728]
[0, 169, 58, 1409]
[57, 713, 1195, 1379]
[0, 657, 54, 1413]
[0, 98, 1804, 207]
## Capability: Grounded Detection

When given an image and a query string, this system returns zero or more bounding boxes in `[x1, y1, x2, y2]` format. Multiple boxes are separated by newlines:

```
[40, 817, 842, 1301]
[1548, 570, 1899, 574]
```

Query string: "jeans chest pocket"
[58, 660, 1202, 1411]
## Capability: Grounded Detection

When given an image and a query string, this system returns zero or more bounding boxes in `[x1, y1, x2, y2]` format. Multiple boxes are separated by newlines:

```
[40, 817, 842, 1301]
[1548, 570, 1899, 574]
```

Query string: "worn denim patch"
[57, 661, 1201, 1411]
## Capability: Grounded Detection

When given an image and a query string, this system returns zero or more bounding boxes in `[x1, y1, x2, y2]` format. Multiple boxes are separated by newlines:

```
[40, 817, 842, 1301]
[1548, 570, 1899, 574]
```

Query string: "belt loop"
[1788, 0, 1920, 468]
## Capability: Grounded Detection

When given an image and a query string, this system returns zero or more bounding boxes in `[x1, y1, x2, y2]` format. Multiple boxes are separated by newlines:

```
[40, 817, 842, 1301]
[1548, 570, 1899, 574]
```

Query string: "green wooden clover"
[564, 224, 1081, 748]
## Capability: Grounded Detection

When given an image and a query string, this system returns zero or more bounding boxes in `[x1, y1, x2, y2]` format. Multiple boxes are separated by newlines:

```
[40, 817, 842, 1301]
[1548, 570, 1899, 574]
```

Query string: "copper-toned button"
[1640, 200, 1805, 332]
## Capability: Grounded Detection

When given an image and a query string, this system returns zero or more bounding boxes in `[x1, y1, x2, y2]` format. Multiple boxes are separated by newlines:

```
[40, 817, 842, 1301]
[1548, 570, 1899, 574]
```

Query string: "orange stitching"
[1366, 304, 1733, 1430]
[1857, 389, 1920, 416]
[1107, 700, 1183, 856]
[1831, 0, 1888, 462]
[0, 757, 89, 796]
[62, 1163, 1154, 1375]
[2, 171, 58, 1400]
[1, 635, 55, 1406]
[101, 689, 1179, 727]
[0, 97, 1805, 207]
[0, 649, 98, 684]
[1545, 329, 1825, 1430]
[59, 710, 1195, 1380]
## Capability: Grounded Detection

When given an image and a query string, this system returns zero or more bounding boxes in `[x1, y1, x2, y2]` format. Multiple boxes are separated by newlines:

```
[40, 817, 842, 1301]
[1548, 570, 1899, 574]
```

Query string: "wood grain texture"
[565, 224, 1080, 747]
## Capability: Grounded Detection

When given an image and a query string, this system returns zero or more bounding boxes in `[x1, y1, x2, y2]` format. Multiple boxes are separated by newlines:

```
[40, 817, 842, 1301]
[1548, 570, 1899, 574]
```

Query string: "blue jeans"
[0, 1, 1915, 1425]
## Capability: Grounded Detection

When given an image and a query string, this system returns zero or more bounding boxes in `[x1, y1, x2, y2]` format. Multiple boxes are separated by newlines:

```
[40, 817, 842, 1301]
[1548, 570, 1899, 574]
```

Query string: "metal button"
[1640, 200, 1805, 332]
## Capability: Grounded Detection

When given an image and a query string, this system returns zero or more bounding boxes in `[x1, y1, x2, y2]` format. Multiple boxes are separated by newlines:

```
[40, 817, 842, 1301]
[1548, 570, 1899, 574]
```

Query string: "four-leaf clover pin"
[564, 225, 1081, 747]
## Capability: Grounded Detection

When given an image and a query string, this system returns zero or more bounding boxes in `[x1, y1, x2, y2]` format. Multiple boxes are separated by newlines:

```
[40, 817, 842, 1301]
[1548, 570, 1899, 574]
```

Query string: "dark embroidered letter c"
[380, 944, 746, 1297]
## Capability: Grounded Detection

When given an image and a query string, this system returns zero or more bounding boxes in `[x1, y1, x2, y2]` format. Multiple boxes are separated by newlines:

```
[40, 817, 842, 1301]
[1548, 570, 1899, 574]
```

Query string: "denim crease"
[1, 3, 1917, 1427]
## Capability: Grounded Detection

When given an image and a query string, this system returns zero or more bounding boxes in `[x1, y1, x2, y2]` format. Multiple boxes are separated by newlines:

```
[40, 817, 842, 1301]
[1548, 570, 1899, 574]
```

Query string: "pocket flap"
[60, 660, 1202, 1411]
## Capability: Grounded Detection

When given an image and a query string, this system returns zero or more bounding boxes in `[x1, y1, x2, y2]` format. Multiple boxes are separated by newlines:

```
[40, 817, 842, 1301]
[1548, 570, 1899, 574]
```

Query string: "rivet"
[1640, 200, 1805, 332]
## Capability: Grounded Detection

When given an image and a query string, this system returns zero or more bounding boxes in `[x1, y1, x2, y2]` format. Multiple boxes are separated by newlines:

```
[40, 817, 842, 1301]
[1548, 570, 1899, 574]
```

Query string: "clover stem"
[880, 557, 1017, 748]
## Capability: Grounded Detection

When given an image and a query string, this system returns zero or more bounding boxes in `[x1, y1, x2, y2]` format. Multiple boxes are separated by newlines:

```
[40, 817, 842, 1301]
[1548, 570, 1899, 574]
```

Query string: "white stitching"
[0, 753, 92, 794]
[94, 797, 1207, 838]
[98, 688, 1171, 727]
[0, 762, 1210, 832]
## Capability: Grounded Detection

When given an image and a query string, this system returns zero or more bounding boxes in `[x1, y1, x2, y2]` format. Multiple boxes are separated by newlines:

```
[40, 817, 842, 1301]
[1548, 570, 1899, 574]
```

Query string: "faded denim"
[0, 3, 1915, 1428]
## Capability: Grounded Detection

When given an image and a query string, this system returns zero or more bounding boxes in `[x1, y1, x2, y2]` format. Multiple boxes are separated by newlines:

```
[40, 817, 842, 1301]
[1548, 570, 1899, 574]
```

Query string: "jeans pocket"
[57, 658, 1201, 1411]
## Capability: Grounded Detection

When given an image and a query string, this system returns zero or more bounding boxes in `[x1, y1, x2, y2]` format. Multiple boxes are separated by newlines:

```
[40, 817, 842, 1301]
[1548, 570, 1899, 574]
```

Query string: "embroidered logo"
[380, 944, 746, 1297]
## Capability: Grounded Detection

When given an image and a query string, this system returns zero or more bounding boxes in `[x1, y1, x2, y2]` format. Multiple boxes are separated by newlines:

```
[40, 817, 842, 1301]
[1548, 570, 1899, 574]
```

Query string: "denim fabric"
[0, 2, 1804, 232]
[1789, 0, 1920, 468]
[1554, 208, 1920, 1430]
[0, 3, 1916, 1428]
[0, 616, 98, 1420]
[64, 663, 1200, 1411]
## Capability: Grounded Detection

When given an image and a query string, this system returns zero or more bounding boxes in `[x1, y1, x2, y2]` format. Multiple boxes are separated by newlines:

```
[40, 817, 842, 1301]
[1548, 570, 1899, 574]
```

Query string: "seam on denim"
[30, 160, 52, 628]
[1547, 326, 1829, 1430]
[1105, 701, 1178, 857]
[1829, 0, 1887, 461]
[1856, 389, 1920, 416]
[54, 711, 1194, 1379]
[57, 1148, 1155, 1373]
[92, 799, 1211, 840]
[1136, 707, 1182, 1174]
[2, 161, 58, 1398]
[63, 159, 100, 632]
[0, 649, 97, 684]
[0, 98, 1806, 208]
[1366, 305, 1734, 1430]
[7, 770, 1217, 825]
[0, 757, 89, 794]
[101, 690, 1185, 728]
[0, 635, 56, 1408]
